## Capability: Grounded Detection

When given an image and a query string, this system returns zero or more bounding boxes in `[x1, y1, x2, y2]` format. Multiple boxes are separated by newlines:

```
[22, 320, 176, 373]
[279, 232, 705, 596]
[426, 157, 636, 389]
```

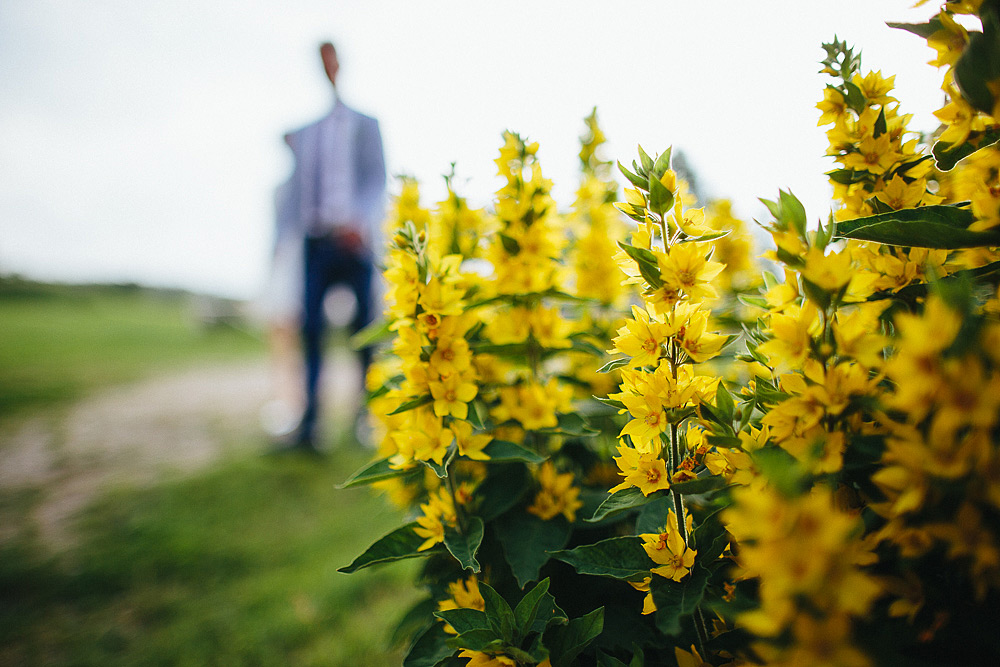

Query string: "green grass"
[0, 447, 423, 666]
[0, 278, 266, 421]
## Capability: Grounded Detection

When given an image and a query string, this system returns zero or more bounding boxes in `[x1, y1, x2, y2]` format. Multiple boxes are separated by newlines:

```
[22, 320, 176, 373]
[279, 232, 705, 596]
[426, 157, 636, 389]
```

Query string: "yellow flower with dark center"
[842, 134, 900, 175]
[656, 241, 725, 303]
[428, 334, 472, 376]
[608, 444, 671, 496]
[429, 374, 478, 420]
[611, 305, 670, 367]
[642, 526, 696, 582]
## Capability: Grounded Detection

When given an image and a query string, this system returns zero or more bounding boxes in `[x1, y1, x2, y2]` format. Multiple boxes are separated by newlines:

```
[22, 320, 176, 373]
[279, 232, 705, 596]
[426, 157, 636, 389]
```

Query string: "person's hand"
[335, 228, 365, 255]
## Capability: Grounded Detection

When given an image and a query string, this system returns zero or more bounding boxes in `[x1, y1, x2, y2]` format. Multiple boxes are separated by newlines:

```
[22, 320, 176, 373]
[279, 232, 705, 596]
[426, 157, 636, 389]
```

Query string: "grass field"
[1, 450, 421, 666]
[0, 280, 423, 666]
[0, 278, 266, 421]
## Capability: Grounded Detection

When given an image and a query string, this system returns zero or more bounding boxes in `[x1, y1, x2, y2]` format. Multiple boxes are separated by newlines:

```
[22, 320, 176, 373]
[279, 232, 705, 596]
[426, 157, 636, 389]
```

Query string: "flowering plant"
[341, 3, 1000, 665]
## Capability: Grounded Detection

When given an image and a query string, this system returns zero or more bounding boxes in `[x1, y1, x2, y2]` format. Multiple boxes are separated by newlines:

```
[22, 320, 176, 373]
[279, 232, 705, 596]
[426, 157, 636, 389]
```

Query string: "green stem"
[445, 463, 468, 535]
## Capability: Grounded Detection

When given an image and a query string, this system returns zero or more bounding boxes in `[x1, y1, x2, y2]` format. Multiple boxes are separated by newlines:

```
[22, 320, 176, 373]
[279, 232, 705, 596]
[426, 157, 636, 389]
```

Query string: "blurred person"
[279, 41, 386, 452]
[258, 179, 305, 437]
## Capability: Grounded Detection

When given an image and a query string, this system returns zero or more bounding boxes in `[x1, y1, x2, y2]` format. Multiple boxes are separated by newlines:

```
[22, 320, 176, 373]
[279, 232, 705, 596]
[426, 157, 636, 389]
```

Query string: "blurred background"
[0, 1, 947, 664]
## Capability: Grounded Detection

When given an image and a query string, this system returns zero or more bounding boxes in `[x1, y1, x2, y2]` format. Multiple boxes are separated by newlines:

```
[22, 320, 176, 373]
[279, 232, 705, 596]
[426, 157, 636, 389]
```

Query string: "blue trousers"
[299, 235, 374, 442]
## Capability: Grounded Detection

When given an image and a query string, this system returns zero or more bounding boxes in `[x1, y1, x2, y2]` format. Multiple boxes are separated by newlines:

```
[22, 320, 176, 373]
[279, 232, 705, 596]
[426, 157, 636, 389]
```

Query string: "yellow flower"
[448, 420, 492, 461]
[673, 305, 728, 363]
[457, 650, 517, 667]
[674, 644, 712, 667]
[428, 333, 472, 376]
[611, 305, 670, 367]
[609, 444, 671, 496]
[758, 302, 821, 373]
[527, 461, 583, 522]
[817, 86, 848, 126]
[642, 526, 696, 582]
[429, 374, 478, 420]
[801, 246, 854, 292]
[842, 134, 900, 175]
[852, 69, 897, 106]
[656, 241, 725, 303]
[528, 305, 574, 349]
[413, 489, 456, 551]
[437, 575, 486, 633]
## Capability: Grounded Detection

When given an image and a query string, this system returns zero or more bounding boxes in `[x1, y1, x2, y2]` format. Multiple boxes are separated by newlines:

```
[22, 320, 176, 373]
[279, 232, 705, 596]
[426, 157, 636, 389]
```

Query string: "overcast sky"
[0, 1, 945, 299]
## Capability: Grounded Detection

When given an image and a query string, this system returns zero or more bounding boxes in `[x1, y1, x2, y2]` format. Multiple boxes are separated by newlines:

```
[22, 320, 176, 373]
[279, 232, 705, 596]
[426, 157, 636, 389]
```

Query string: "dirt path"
[0, 355, 361, 549]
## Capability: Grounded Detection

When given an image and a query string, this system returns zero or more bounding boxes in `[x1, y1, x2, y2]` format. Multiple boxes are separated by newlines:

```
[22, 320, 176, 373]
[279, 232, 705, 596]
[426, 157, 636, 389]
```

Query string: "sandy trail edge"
[0, 355, 360, 549]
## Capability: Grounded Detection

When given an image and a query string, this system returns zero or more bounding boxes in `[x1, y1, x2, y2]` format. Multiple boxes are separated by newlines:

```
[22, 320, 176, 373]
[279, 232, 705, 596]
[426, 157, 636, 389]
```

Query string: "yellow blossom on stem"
[608, 443, 671, 496]
[429, 373, 478, 420]
[611, 305, 670, 367]
[642, 525, 696, 582]
[527, 461, 583, 522]
[656, 241, 725, 303]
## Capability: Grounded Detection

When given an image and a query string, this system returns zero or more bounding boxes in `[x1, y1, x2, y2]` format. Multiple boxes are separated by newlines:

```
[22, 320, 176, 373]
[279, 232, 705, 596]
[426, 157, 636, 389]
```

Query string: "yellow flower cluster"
[723, 486, 879, 666]
[871, 294, 1000, 602]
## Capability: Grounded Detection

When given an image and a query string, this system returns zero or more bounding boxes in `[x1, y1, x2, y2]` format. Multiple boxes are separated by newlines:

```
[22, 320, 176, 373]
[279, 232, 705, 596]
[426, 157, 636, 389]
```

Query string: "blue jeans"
[299, 234, 374, 443]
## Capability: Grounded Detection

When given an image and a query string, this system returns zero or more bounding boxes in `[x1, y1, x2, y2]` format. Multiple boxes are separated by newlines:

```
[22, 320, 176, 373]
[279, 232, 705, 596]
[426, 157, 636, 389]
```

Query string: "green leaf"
[514, 578, 551, 640]
[651, 566, 710, 636]
[886, 18, 943, 39]
[499, 232, 521, 255]
[465, 399, 487, 430]
[617, 242, 663, 289]
[587, 487, 657, 523]
[826, 168, 867, 186]
[482, 440, 545, 464]
[495, 512, 572, 588]
[389, 394, 434, 415]
[350, 317, 393, 349]
[706, 434, 743, 448]
[339, 457, 414, 489]
[403, 622, 455, 667]
[648, 171, 675, 217]
[569, 337, 605, 357]
[873, 106, 887, 139]
[834, 204, 1000, 248]
[635, 495, 675, 534]
[637, 145, 654, 175]
[737, 294, 769, 309]
[443, 516, 484, 573]
[433, 608, 491, 635]
[422, 442, 457, 479]
[530, 590, 568, 635]
[955, 29, 998, 114]
[670, 476, 727, 496]
[779, 190, 807, 237]
[339, 521, 432, 573]
[714, 383, 735, 422]
[652, 146, 673, 179]
[539, 412, 598, 437]
[479, 582, 517, 644]
[933, 127, 1000, 171]
[476, 463, 532, 522]
[596, 653, 630, 667]
[545, 607, 605, 667]
[596, 357, 631, 373]
[843, 79, 866, 113]
[618, 160, 647, 190]
[448, 629, 501, 652]
[392, 597, 438, 648]
[551, 536, 652, 580]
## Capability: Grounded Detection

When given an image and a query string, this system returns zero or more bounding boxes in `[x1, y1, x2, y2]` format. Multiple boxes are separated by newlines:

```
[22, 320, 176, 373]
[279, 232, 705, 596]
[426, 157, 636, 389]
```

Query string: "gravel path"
[0, 355, 361, 549]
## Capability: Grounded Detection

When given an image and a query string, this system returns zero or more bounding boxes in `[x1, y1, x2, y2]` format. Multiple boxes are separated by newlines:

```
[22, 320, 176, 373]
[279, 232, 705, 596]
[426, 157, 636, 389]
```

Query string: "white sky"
[0, 1, 944, 299]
